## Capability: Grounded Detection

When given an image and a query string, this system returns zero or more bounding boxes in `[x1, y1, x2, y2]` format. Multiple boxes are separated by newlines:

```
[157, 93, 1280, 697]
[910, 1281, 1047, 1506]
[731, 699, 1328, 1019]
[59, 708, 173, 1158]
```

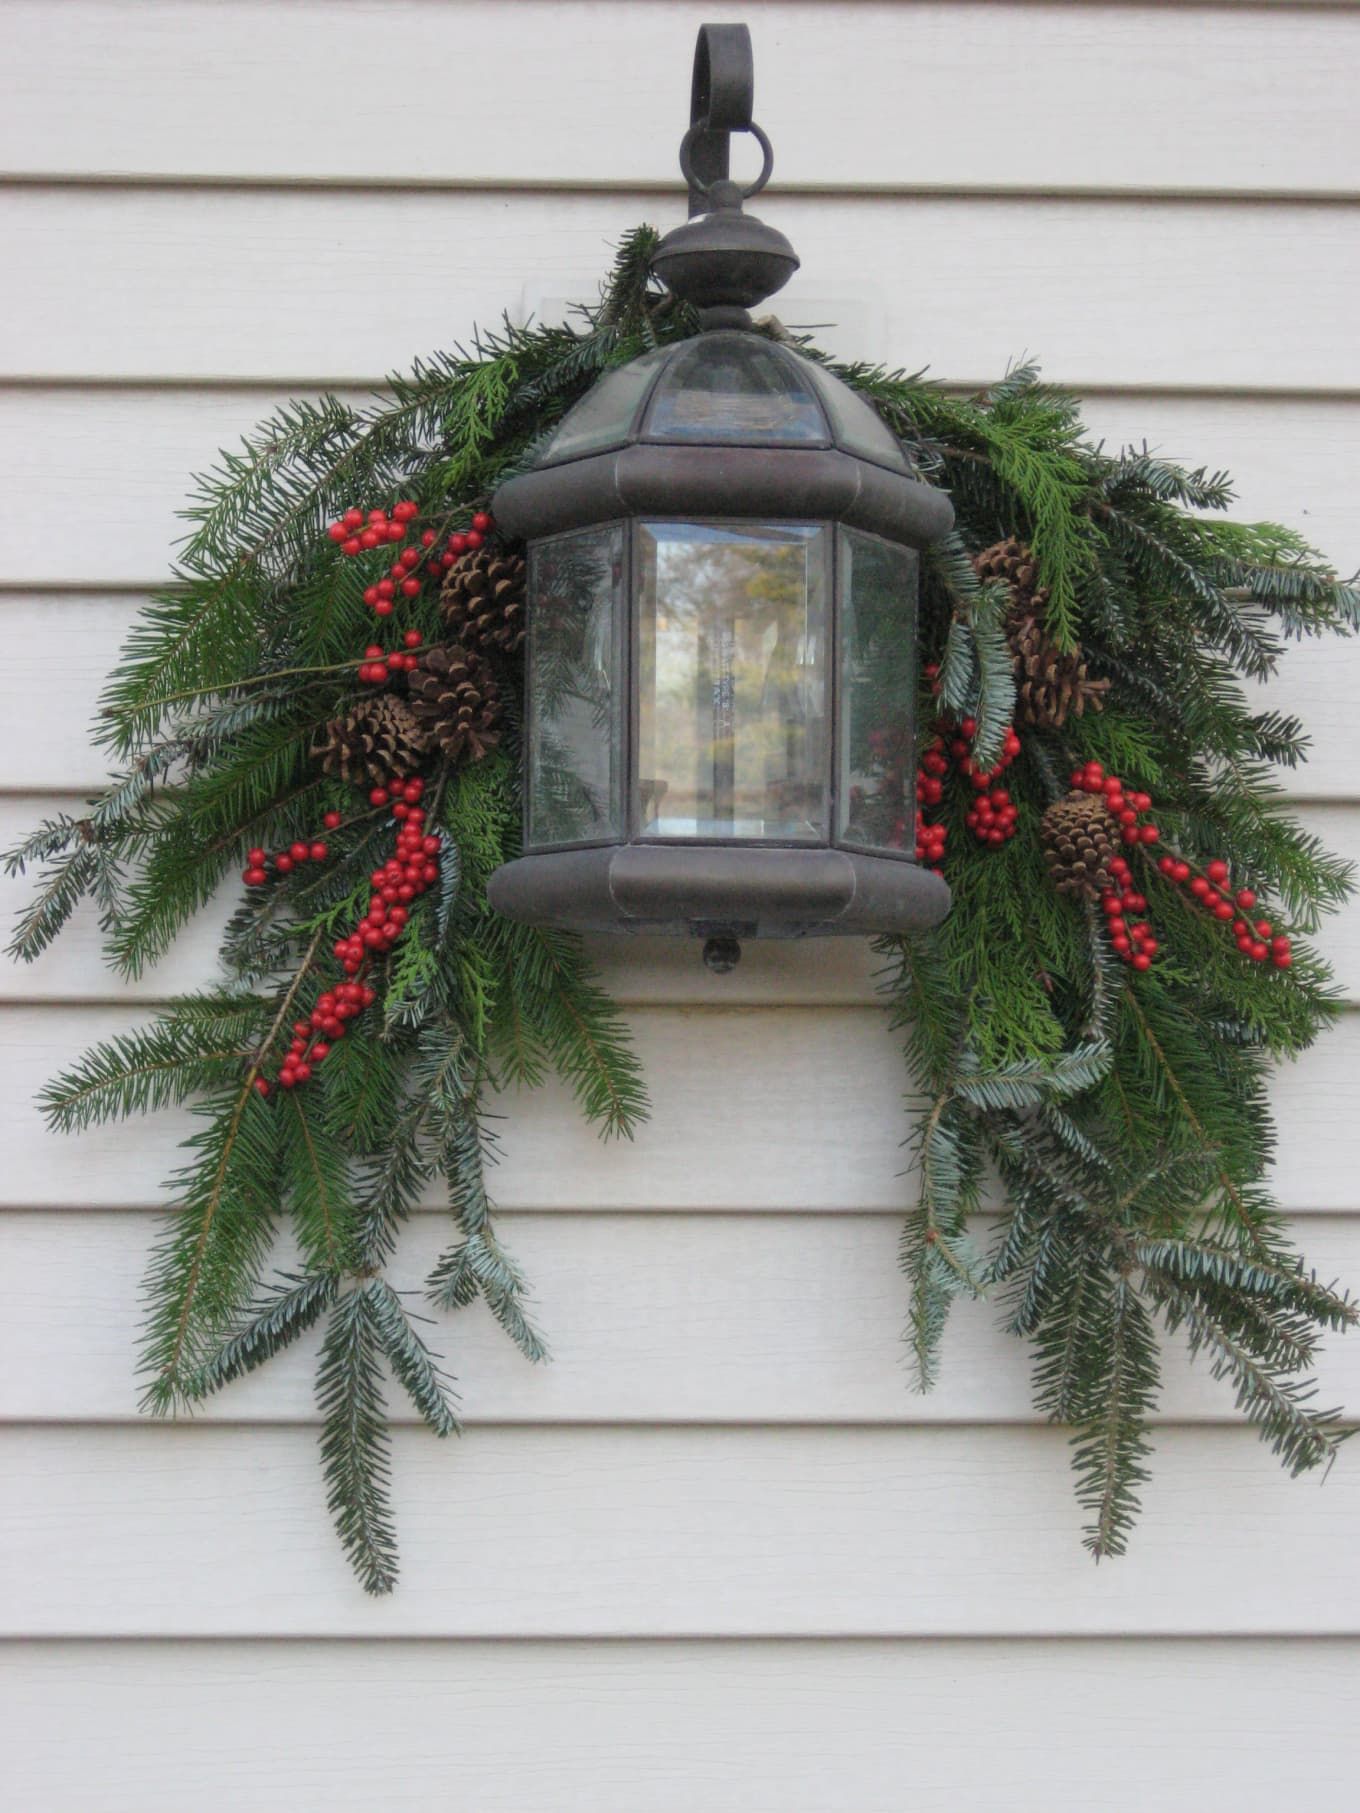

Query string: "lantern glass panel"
[807, 366, 912, 473]
[525, 523, 626, 849]
[637, 521, 829, 841]
[836, 527, 919, 855]
[643, 334, 828, 445]
[539, 346, 671, 465]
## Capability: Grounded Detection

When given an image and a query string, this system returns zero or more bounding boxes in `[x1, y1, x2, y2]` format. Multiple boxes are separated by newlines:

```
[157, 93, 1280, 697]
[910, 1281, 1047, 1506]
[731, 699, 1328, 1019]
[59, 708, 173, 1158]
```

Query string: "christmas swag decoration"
[7, 230, 1358, 1592]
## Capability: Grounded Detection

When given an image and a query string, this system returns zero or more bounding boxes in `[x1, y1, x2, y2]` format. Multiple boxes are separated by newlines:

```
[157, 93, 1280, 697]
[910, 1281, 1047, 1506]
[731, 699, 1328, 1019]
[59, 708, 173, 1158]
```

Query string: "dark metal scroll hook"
[686, 24, 754, 216]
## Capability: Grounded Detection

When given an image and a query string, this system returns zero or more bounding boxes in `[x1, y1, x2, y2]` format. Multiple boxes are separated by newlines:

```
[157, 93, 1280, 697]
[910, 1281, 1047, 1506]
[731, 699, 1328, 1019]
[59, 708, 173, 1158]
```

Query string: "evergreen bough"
[7, 230, 1356, 1586]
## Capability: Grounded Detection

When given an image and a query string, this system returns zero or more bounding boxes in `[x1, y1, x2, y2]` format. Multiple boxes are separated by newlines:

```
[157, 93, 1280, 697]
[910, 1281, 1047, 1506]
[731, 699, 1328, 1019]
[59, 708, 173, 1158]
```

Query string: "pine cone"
[314, 694, 433, 788]
[408, 642, 502, 763]
[972, 535, 1111, 731]
[1041, 790, 1119, 902]
[439, 545, 527, 654]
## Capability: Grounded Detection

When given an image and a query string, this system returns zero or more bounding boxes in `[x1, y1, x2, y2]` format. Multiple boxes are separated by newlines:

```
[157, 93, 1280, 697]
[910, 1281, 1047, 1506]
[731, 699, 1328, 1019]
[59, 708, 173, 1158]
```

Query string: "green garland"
[7, 229, 1357, 1590]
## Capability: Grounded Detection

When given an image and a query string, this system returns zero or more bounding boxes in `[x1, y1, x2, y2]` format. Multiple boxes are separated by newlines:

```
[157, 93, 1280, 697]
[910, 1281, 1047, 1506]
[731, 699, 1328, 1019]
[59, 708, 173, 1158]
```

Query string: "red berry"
[1139, 825, 1159, 844]
[253, 1077, 271, 1097]
[310, 1042, 331, 1062]
[1213, 900, 1234, 921]
[327, 522, 347, 543]
[1206, 859, 1229, 885]
[464, 529, 484, 551]
[1132, 953, 1152, 971]
[1255, 920, 1273, 939]
[1235, 889, 1256, 911]
[290, 842, 309, 863]
[243, 866, 268, 886]
[400, 577, 421, 597]
[385, 522, 405, 542]
[377, 579, 395, 599]
[278, 1070, 297, 1089]
[294, 1062, 313, 1083]
[374, 600, 394, 617]
[448, 534, 468, 557]
[1250, 941, 1269, 963]
[367, 508, 387, 526]
[393, 500, 419, 522]
[370, 787, 390, 807]
[422, 529, 437, 547]
[341, 537, 362, 557]
[323, 810, 341, 830]
[343, 508, 364, 530]
[275, 855, 294, 874]
[309, 842, 328, 863]
[471, 511, 493, 533]
[1273, 950, 1293, 969]
[403, 629, 422, 649]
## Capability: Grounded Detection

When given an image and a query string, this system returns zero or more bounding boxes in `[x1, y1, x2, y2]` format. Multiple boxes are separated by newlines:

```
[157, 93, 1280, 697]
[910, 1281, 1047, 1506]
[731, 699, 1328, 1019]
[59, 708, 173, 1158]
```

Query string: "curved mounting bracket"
[686, 24, 754, 215]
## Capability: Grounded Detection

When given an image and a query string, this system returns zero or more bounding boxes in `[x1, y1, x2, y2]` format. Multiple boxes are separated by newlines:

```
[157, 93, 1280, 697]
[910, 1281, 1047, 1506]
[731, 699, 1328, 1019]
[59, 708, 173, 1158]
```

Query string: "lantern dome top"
[535, 331, 912, 476]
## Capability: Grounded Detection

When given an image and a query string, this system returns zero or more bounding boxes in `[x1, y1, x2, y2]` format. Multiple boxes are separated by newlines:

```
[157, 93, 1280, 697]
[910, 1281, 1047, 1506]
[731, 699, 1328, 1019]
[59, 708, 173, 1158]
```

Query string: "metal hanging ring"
[678, 119, 774, 201]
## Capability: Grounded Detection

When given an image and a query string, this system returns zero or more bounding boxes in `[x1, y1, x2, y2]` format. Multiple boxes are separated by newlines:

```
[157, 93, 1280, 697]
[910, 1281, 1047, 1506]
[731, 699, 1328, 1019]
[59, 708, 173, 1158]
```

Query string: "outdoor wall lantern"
[489, 24, 953, 969]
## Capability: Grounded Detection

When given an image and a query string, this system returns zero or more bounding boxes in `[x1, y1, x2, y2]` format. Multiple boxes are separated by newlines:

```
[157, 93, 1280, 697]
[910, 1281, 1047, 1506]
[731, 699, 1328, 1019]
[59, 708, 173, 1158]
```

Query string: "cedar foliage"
[6, 228, 1357, 1583]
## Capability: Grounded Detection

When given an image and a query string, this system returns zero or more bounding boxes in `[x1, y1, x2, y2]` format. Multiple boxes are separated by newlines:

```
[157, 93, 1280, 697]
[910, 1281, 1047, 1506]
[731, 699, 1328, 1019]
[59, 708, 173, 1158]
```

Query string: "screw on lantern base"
[703, 934, 743, 974]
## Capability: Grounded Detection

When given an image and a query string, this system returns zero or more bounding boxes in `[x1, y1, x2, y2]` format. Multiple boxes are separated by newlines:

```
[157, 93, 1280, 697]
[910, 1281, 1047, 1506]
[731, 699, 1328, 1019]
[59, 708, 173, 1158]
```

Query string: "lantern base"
[487, 844, 950, 940]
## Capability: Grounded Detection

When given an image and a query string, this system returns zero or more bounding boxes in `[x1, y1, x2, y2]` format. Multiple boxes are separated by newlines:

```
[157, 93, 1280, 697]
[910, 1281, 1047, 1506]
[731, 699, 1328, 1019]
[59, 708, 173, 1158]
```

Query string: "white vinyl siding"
[1, 3, 1357, 1805]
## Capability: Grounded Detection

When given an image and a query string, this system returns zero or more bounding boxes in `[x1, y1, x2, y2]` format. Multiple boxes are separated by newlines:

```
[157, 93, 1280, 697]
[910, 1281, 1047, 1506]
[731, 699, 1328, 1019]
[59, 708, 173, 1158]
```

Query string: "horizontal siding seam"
[3, 1415, 1356, 1433]
[3, 171, 1360, 206]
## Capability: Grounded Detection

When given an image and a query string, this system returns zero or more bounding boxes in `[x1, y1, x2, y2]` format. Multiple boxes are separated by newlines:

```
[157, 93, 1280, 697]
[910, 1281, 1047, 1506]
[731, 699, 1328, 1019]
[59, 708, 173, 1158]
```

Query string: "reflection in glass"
[526, 524, 625, 848]
[638, 522, 828, 841]
[837, 528, 918, 854]
[644, 334, 827, 445]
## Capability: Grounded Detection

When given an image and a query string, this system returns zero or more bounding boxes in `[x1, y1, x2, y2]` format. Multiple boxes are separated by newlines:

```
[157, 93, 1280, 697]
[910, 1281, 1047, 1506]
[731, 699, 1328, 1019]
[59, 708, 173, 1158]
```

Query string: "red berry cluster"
[1157, 855, 1293, 967]
[1100, 856, 1158, 971]
[960, 718, 1024, 846]
[266, 980, 378, 1093]
[1070, 760, 1292, 971]
[914, 807, 947, 868]
[241, 809, 342, 887]
[1068, 760, 1160, 846]
[327, 501, 495, 618]
[358, 630, 424, 684]
[914, 706, 1025, 866]
[331, 796, 440, 979]
[255, 781, 441, 1096]
[327, 500, 420, 557]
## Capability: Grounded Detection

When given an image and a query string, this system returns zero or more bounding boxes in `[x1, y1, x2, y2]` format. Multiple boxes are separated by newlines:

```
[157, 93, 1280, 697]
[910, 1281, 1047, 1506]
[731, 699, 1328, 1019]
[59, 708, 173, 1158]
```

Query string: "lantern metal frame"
[486, 24, 954, 953]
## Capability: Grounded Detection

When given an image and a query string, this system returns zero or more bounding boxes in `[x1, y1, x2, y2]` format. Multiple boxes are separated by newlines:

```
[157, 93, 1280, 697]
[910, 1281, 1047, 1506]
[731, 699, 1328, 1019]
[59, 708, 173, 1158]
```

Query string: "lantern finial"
[650, 24, 800, 324]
